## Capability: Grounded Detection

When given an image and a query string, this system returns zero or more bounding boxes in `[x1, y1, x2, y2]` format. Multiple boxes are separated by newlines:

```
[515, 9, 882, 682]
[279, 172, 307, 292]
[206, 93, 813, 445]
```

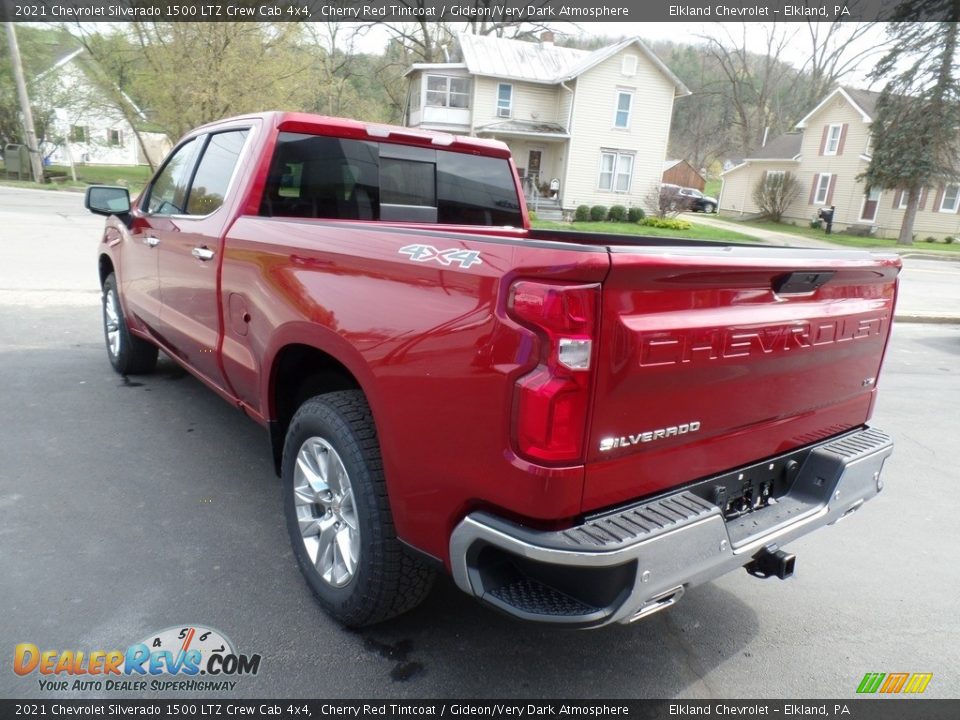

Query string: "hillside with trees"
[3, 21, 885, 178]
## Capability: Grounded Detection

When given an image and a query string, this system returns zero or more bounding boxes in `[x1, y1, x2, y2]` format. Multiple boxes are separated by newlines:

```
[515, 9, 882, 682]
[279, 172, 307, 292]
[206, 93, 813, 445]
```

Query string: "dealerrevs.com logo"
[14, 625, 261, 692]
[856, 672, 933, 694]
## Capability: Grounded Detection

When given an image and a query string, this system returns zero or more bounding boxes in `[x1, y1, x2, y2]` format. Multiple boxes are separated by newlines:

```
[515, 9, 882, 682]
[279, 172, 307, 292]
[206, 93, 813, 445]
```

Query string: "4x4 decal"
[399, 244, 483, 269]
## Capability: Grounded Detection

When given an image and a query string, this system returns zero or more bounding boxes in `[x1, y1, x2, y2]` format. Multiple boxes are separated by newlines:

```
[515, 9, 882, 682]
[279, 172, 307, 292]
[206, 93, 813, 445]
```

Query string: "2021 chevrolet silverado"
[86, 113, 898, 628]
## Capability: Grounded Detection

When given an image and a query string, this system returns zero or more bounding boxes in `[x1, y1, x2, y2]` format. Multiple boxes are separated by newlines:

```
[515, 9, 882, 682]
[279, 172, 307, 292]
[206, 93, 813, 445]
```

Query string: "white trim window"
[898, 189, 911, 210]
[621, 56, 637, 76]
[825, 124, 843, 155]
[814, 173, 832, 204]
[599, 151, 634, 192]
[425, 75, 470, 108]
[107, 129, 123, 147]
[940, 184, 960, 213]
[496, 83, 513, 118]
[613, 91, 633, 129]
[765, 170, 785, 188]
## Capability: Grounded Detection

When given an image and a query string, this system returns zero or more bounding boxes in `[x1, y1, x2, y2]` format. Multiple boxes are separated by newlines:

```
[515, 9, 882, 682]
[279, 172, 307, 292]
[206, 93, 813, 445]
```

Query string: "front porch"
[473, 120, 569, 218]
[524, 191, 564, 221]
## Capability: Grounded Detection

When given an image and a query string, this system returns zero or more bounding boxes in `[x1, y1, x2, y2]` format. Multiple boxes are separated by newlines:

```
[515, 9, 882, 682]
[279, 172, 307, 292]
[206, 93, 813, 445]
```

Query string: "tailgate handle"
[773, 271, 834, 295]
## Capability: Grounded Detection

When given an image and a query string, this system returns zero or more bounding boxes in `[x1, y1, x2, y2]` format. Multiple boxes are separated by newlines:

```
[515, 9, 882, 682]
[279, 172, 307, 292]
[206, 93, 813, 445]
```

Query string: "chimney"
[540, 31, 555, 47]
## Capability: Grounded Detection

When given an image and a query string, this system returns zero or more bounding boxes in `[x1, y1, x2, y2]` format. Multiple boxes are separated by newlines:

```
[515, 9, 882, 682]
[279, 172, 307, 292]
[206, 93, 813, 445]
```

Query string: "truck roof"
[191, 111, 513, 159]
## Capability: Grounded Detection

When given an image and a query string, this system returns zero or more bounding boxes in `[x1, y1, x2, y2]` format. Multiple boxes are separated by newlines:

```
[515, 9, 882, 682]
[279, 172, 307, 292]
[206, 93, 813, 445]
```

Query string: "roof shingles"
[746, 133, 803, 160]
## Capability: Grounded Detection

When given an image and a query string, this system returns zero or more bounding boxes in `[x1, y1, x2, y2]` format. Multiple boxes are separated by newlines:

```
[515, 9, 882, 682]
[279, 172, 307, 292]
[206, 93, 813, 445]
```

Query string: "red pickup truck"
[86, 112, 898, 628]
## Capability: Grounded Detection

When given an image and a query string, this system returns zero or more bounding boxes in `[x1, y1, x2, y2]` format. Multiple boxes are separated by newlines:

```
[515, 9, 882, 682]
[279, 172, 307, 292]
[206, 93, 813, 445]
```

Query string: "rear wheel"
[282, 390, 434, 627]
[102, 273, 158, 375]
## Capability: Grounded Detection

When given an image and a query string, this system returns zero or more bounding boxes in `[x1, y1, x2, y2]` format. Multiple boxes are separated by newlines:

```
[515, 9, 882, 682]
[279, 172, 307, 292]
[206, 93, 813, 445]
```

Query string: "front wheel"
[102, 273, 158, 375]
[282, 390, 434, 627]
[703, 202, 716, 214]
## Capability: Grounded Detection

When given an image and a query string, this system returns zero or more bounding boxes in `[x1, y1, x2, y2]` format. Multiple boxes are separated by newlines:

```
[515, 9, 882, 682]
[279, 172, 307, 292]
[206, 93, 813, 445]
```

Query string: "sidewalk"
[686, 214, 839, 249]
[685, 214, 960, 324]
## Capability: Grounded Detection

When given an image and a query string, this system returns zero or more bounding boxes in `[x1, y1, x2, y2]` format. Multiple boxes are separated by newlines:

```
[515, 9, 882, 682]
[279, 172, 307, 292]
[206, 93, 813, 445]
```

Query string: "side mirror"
[85, 185, 131, 217]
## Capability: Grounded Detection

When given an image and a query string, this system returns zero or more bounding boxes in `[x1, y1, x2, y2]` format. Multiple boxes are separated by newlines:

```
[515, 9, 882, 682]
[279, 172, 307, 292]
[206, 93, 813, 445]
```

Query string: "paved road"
[0, 186, 103, 305]
[685, 211, 960, 322]
[1, 187, 958, 699]
[898, 258, 960, 321]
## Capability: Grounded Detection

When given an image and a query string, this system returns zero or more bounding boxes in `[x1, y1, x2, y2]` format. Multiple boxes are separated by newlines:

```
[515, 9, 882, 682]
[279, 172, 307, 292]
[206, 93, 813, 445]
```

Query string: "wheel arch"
[98, 254, 115, 288]
[266, 342, 368, 476]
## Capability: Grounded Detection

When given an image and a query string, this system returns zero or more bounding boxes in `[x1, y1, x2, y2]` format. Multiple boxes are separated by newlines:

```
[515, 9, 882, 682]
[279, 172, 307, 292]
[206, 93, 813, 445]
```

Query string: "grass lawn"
[0, 161, 151, 195]
[533, 219, 757, 242]
[724, 217, 960, 254]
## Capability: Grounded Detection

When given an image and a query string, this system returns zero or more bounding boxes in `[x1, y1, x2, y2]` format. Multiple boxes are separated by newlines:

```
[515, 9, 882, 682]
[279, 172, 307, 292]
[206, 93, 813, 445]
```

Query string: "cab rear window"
[259, 132, 522, 227]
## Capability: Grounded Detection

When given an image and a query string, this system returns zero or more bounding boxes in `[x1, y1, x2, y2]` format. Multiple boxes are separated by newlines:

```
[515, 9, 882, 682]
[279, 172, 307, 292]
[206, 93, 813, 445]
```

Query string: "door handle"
[192, 247, 215, 261]
[144, 236, 160, 247]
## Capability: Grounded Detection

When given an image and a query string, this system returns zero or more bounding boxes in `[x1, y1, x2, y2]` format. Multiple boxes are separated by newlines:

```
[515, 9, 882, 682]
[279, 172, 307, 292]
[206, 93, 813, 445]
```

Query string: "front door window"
[527, 151, 542, 183]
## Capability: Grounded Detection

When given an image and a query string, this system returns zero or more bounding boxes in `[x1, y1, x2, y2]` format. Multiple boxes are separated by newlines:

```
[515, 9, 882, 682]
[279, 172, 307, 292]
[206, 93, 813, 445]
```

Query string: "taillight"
[507, 281, 600, 464]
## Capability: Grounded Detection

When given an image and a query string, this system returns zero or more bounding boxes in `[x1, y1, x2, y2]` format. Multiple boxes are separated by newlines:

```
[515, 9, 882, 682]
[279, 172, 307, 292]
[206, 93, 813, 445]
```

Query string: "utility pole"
[5, 22, 44, 183]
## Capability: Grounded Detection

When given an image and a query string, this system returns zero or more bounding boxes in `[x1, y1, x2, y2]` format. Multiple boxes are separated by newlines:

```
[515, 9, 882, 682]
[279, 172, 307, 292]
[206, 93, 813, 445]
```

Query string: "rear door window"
[260, 133, 379, 220]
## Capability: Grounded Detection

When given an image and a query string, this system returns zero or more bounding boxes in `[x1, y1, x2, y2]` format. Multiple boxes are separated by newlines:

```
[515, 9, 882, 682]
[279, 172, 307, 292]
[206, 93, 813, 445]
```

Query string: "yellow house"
[719, 87, 960, 240]
[405, 32, 689, 220]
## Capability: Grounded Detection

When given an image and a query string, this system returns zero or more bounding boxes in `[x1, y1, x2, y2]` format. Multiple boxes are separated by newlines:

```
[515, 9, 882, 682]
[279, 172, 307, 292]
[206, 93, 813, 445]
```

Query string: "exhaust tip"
[745, 544, 796, 580]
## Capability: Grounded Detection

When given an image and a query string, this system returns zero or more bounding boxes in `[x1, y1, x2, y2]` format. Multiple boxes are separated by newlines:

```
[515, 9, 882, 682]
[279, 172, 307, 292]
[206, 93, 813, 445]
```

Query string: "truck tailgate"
[584, 245, 900, 512]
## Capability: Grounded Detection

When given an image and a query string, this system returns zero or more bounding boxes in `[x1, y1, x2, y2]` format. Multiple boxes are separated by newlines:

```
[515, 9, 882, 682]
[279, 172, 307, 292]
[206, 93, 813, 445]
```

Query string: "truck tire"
[282, 390, 435, 627]
[102, 273, 158, 375]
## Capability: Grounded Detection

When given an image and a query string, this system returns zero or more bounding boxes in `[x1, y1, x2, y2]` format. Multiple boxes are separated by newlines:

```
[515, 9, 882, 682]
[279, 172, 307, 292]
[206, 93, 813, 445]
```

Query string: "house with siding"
[35, 46, 171, 168]
[404, 32, 689, 218]
[719, 86, 960, 240]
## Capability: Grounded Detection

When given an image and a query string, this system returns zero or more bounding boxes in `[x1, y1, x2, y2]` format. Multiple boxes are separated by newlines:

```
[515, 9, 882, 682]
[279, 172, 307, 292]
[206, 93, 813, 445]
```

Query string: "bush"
[607, 205, 627, 222]
[645, 187, 682, 218]
[752, 173, 802, 222]
[528, 210, 537, 222]
[627, 207, 645, 223]
[925, 236, 937, 243]
[810, 219, 822, 229]
[590, 205, 608, 222]
[639, 217, 692, 230]
[947, 236, 956, 244]
[574, 205, 590, 222]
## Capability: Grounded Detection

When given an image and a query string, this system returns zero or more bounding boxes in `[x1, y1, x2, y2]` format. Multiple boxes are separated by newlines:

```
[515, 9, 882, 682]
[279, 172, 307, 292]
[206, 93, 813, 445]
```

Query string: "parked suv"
[679, 186, 718, 213]
[659, 184, 717, 213]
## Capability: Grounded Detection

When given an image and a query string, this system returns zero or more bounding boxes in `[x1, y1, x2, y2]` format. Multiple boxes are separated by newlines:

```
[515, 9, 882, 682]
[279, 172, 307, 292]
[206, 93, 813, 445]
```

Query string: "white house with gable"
[34, 47, 171, 168]
[404, 32, 689, 217]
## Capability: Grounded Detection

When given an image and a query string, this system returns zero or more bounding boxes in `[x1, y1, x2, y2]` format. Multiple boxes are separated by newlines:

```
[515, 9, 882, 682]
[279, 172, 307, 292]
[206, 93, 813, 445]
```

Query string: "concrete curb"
[0, 181, 85, 194]
[898, 252, 960, 263]
[895, 314, 960, 325]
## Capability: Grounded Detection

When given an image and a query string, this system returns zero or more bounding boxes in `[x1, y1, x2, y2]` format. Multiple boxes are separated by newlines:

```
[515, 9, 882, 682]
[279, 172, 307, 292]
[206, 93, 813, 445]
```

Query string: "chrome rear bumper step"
[449, 427, 893, 628]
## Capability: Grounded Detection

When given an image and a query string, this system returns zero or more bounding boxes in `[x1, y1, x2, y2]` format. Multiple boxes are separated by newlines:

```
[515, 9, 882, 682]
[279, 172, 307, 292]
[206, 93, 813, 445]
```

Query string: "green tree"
[0, 25, 62, 150]
[861, 11, 960, 246]
[71, 23, 311, 141]
[297, 24, 395, 122]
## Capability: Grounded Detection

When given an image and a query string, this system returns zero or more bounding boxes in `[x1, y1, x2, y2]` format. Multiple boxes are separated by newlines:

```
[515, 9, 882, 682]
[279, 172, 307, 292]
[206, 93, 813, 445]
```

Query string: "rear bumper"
[449, 427, 893, 628]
